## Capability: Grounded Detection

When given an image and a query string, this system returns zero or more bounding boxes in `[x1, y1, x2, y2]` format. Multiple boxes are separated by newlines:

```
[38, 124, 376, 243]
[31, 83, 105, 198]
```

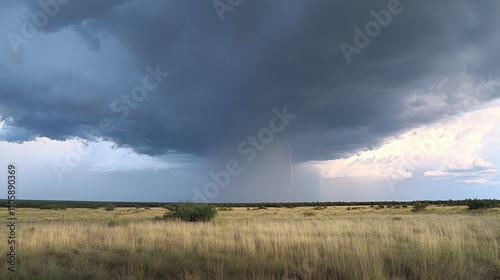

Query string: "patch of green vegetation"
[303, 211, 315, 217]
[39, 204, 57, 210]
[105, 204, 115, 211]
[412, 202, 428, 212]
[163, 203, 217, 222]
[107, 219, 129, 227]
[467, 199, 497, 210]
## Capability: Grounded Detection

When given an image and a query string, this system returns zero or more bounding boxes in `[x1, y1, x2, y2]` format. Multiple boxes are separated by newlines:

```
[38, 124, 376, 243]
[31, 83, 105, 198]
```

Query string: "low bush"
[105, 204, 115, 211]
[163, 203, 217, 222]
[412, 202, 428, 212]
[303, 211, 315, 217]
[58, 205, 67, 210]
[467, 199, 496, 210]
[107, 219, 129, 227]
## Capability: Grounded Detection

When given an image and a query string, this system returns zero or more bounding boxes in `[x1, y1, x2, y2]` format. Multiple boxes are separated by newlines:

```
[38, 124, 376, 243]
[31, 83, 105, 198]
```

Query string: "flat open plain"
[2, 206, 499, 279]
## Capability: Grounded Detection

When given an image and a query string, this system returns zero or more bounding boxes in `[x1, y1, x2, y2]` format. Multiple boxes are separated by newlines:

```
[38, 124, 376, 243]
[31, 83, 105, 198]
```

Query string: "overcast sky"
[1, 0, 499, 202]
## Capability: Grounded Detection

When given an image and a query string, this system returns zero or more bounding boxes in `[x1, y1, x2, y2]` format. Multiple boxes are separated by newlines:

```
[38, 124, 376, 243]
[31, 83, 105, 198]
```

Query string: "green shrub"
[412, 202, 428, 212]
[163, 203, 217, 222]
[467, 199, 495, 210]
[58, 205, 67, 210]
[303, 211, 315, 217]
[107, 219, 129, 227]
[108, 220, 119, 227]
[39, 204, 57, 210]
[105, 204, 115, 211]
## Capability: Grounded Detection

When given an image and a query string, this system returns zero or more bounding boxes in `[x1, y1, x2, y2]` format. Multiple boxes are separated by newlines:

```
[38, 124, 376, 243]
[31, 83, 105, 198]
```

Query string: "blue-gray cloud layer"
[1, 0, 499, 161]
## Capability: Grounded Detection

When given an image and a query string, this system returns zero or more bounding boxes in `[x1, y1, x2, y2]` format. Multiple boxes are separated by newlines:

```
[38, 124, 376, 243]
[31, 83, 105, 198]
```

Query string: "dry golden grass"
[1, 206, 500, 279]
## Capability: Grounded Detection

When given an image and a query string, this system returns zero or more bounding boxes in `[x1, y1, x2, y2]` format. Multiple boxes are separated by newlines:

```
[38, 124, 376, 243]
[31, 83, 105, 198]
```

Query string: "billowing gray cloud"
[1, 0, 500, 162]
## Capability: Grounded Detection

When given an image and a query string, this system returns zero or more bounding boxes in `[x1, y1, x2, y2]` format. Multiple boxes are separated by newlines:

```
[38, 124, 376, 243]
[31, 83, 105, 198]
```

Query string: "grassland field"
[1, 205, 500, 279]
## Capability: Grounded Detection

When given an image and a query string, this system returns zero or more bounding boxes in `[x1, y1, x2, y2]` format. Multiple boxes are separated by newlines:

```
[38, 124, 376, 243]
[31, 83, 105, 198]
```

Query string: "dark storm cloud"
[1, 0, 500, 160]
[21, 0, 132, 33]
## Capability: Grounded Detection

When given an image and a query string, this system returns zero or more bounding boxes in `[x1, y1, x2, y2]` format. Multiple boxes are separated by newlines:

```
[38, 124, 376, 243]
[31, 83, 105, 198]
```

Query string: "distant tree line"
[1, 199, 498, 210]
[0, 200, 159, 209]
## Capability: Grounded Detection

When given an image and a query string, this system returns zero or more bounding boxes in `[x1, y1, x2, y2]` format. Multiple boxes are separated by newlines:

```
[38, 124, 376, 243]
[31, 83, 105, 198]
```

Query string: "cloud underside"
[0, 0, 499, 164]
[312, 104, 500, 185]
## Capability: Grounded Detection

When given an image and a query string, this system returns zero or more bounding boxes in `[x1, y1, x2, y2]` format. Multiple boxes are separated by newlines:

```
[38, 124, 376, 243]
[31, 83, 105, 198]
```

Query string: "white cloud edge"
[311, 100, 500, 186]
